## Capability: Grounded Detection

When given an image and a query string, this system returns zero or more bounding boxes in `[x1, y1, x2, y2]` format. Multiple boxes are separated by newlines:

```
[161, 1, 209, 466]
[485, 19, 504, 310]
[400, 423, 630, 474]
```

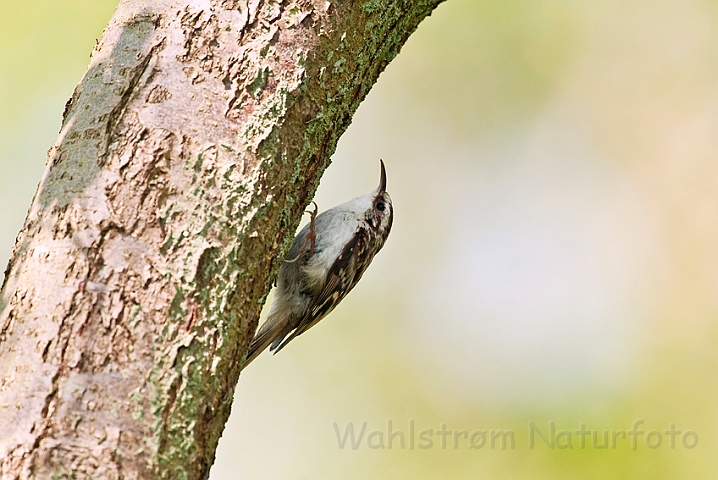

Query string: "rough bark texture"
[0, 0, 444, 478]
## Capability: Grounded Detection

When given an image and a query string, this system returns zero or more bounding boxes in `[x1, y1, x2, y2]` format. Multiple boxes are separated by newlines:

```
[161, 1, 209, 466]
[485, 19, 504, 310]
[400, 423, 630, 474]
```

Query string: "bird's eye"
[376, 202, 385, 212]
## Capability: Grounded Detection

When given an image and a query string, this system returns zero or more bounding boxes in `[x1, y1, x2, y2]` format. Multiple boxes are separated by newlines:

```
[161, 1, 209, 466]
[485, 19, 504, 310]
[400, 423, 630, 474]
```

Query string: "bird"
[242, 160, 393, 368]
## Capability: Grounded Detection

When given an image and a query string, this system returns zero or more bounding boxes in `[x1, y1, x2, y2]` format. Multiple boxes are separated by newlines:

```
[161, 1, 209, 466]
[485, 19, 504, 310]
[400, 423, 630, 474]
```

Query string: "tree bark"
[0, 0, 443, 478]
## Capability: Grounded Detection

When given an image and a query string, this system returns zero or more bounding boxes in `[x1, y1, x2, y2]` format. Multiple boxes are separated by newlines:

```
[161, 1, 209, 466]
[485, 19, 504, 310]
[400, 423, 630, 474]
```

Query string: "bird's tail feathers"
[241, 310, 289, 370]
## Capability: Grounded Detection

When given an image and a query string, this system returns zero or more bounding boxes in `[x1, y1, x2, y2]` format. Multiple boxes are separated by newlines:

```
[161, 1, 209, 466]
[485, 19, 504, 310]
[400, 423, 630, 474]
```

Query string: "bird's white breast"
[300, 194, 373, 289]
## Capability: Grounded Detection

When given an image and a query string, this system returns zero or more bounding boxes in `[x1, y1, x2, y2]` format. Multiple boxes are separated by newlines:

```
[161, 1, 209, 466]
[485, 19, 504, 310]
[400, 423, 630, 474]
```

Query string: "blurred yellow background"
[2, 0, 717, 478]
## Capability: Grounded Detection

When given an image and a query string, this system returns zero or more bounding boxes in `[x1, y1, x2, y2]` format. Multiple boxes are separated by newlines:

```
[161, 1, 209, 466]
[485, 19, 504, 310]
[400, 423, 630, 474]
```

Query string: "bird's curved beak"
[378, 159, 387, 193]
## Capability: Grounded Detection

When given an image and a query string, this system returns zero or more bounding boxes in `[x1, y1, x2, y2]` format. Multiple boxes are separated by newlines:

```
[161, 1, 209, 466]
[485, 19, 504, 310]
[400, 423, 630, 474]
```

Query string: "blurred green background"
[2, 0, 717, 478]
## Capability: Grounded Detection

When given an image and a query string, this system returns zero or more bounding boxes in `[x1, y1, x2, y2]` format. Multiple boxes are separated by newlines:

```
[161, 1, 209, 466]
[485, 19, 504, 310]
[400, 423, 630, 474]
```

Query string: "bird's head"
[331, 159, 393, 243]
[365, 159, 393, 239]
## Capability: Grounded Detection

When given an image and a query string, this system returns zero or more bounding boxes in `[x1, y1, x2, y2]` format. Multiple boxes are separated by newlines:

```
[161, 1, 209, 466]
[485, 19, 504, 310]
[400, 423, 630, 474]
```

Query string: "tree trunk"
[0, 0, 443, 478]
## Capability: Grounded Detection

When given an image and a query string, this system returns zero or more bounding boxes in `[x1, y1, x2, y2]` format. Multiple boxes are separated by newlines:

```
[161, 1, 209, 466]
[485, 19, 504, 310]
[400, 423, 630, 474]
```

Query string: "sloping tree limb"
[0, 0, 444, 478]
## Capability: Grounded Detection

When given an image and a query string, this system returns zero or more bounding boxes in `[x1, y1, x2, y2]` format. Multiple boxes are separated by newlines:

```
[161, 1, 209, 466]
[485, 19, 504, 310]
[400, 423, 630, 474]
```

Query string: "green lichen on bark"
[151, 4, 447, 478]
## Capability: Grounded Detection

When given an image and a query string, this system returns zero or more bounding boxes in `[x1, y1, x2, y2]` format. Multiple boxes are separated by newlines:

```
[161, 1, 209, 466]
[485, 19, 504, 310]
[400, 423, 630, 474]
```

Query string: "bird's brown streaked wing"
[271, 226, 375, 353]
